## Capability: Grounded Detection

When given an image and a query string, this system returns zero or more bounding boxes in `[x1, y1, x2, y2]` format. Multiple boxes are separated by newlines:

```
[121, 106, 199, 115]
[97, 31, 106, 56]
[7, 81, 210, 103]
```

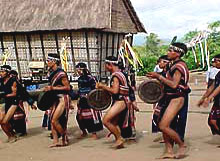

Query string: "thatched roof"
[0, 0, 146, 33]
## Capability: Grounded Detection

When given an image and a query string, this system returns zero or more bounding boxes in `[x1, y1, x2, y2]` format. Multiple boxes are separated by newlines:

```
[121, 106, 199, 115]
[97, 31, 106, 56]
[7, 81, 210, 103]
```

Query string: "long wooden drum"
[138, 79, 164, 104]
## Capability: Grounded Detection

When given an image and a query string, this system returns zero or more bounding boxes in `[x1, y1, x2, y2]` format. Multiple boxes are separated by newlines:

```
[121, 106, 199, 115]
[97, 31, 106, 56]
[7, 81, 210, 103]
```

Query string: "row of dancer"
[0, 53, 138, 149]
[1, 42, 219, 159]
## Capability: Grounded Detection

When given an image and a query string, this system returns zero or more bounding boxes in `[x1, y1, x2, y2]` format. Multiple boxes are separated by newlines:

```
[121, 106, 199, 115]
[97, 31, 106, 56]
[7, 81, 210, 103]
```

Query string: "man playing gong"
[96, 56, 130, 148]
[147, 43, 190, 159]
[45, 53, 71, 147]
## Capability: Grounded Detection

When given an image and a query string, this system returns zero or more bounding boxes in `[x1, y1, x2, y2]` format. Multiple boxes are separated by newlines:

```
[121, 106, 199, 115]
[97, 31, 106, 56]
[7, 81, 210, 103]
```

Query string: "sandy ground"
[0, 81, 220, 161]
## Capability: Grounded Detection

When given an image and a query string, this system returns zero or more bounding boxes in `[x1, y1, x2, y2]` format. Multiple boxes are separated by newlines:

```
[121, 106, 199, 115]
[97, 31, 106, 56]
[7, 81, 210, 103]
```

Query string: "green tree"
[182, 30, 199, 42]
[134, 20, 220, 75]
[208, 20, 220, 30]
[145, 33, 161, 56]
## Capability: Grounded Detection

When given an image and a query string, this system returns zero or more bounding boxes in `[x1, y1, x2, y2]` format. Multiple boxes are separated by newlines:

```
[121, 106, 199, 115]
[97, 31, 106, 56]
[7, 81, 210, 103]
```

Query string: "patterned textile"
[164, 60, 191, 97]
[76, 74, 103, 133]
[48, 68, 70, 131]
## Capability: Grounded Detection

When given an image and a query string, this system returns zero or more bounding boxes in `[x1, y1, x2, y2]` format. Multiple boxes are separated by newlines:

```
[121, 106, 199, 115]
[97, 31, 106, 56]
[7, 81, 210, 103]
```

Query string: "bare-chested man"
[96, 56, 131, 149]
[147, 42, 190, 159]
[45, 53, 71, 147]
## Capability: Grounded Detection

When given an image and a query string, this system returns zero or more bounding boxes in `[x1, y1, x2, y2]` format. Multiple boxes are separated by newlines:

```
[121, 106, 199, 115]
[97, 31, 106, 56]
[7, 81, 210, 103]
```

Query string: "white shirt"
[206, 66, 220, 82]
[154, 64, 163, 73]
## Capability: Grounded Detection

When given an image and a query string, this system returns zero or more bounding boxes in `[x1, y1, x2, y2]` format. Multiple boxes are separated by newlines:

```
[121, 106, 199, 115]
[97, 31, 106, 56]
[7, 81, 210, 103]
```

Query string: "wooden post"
[130, 34, 134, 47]
[0, 34, 4, 52]
[117, 34, 121, 58]
[112, 33, 115, 56]
[85, 31, 91, 71]
[13, 34, 21, 78]
[69, 31, 77, 74]
[26, 34, 32, 60]
[105, 33, 109, 76]
[40, 33, 46, 64]
[99, 33, 103, 78]
[106, 33, 109, 57]
[55, 32, 59, 54]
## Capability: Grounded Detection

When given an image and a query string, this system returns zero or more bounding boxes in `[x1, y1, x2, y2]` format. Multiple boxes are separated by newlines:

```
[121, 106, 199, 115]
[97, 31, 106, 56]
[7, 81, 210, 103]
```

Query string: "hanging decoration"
[2, 46, 13, 65]
[118, 35, 143, 70]
[186, 31, 210, 70]
[60, 37, 69, 72]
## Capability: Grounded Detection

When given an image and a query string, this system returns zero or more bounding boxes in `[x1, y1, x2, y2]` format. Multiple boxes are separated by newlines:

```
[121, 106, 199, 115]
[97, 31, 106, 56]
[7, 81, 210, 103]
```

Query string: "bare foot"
[157, 153, 175, 159]
[62, 135, 69, 146]
[175, 145, 186, 159]
[7, 136, 17, 143]
[106, 132, 113, 138]
[77, 133, 88, 139]
[48, 143, 62, 148]
[91, 133, 98, 140]
[153, 136, 163, 142]
[113, 138, 125, 149]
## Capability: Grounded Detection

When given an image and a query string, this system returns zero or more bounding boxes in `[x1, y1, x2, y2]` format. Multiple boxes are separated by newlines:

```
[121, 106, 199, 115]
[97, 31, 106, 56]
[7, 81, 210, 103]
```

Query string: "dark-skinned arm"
[203, 85, 220, 107]
[147, 70, 182, 89]
[96, 77, 119, 94]
[5, 81, 17, 97]
[198, 82, 215, 106]
[45, 76, 71, 92]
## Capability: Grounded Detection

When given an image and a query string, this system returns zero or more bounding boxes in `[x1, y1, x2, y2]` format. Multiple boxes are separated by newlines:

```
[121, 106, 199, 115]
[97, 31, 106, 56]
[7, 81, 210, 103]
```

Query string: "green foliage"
[182, 51, 198, 70]
[134, 20, 220, 76]
[208, 21, 220, 30]
[182, 30, 199, 42]
[137, 56, 158, 76]
[144, 33, 162, 56]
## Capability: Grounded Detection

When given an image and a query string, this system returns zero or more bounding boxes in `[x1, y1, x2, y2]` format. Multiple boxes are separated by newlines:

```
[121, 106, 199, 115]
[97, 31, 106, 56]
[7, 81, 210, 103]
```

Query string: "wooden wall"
[0, 31, 133, 81]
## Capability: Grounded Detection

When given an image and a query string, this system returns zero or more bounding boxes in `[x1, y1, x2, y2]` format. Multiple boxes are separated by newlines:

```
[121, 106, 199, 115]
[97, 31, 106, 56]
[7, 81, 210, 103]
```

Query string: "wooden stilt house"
[0, 0, 146, 80]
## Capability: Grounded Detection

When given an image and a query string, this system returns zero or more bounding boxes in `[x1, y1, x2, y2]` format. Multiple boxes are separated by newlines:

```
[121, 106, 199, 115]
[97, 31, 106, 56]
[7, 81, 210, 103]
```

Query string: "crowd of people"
[0, 42, 219, 159]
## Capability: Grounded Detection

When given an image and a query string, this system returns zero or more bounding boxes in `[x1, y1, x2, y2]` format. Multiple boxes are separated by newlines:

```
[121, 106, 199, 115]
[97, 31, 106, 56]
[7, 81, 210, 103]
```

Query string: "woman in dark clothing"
[75, 63, 103, 139]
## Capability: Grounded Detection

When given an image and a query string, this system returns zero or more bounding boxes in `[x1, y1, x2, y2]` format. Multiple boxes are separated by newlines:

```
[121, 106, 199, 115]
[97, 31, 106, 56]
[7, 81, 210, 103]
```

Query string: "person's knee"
[1, 119, 8, 125]
[51, 119, 59, 127]
[58, 99, 65, 107]
[209, 119, 217, 126]
[103, 116, 111, 126]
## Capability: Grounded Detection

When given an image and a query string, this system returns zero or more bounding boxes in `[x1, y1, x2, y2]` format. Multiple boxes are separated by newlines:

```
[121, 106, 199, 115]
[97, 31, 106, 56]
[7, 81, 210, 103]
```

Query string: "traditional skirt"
[159, 94, 189, 141]
[50, 94, 70, 131]
[208, 104, 220, 135]
[76, 97, 103, 133]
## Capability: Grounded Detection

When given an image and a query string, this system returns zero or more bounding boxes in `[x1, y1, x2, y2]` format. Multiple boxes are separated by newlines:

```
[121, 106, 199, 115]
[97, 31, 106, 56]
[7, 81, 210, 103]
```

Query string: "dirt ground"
[0, 81, 220, 161]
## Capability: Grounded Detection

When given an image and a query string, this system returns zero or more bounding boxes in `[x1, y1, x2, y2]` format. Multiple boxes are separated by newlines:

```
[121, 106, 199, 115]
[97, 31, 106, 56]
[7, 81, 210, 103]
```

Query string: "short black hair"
[213, 54, 220, 59]
[75, 62, 87, 69]
[170, 42, 188, 57]
[47, 53, 61, 65]
[48, 53, 60, 59]
[106, 56, 118, 66]
[1, 65, 11, 72]
[10, 70, 18, 76]
[158, 55, 169, 61]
